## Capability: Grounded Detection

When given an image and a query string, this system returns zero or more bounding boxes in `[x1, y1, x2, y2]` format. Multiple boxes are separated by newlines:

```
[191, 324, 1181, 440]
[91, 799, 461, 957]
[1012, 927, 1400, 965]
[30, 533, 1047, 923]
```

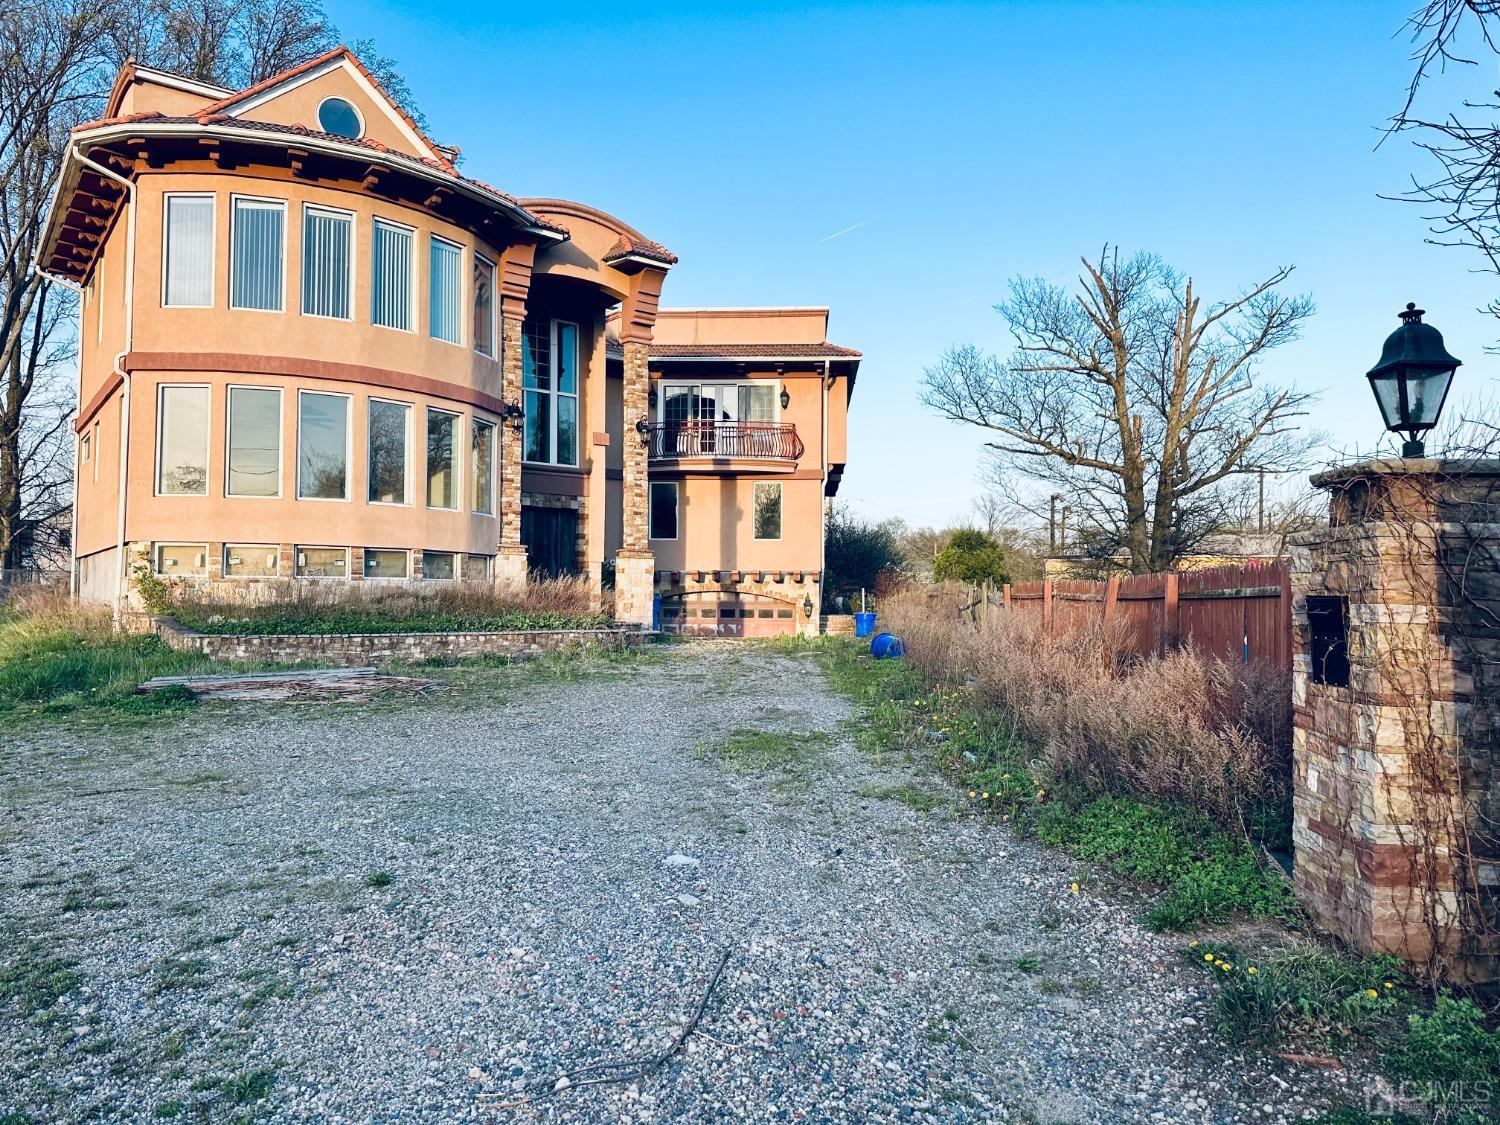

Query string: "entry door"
[521, 507, 580, 578]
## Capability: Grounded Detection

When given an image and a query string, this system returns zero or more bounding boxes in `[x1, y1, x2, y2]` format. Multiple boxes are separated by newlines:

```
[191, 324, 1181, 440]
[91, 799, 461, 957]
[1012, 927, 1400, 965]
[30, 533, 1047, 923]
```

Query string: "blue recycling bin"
[853, 612, 877, 638]
[870, 632, 905, 659]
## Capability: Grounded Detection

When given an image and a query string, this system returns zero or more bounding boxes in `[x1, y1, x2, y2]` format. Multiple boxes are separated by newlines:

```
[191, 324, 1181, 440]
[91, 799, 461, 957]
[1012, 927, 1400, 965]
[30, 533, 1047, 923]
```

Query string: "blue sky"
[327, 0, 1500, 528]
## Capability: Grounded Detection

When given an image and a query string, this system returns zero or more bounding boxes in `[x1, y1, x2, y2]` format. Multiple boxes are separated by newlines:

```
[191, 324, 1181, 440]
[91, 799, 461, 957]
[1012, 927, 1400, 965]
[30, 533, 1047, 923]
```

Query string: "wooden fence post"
[1002, 583, 1011, 611]
[1042, 579, 1054, 636]
[1102, 575, 1119, 633]
[1163, 571, 1180, 654]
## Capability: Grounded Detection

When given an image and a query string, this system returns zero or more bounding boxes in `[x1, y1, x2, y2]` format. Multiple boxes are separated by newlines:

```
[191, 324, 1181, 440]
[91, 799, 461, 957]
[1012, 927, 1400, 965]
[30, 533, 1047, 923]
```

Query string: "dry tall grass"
[881, 586, 1291, 832]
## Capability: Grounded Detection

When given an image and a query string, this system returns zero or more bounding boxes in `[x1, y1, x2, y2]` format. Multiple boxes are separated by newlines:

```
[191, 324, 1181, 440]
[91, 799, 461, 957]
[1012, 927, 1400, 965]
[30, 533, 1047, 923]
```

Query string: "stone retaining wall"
[151, 617, 652, 667]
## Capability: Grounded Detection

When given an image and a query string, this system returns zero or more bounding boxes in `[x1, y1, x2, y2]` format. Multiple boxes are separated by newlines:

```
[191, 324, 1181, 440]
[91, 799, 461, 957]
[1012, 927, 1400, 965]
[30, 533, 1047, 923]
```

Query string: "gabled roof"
[194, 46, 453, 171]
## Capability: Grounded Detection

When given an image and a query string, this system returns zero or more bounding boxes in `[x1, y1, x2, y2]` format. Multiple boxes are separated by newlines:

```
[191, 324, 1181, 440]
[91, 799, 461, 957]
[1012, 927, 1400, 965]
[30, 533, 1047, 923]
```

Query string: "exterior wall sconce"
[635, 417, 652, 443]
[1366, 303, 1462, 458]
[648, 386, 658, 407]
[779, 386, 791, 410]
[802, 593, 815, 617]
[500, 402, 525, 431]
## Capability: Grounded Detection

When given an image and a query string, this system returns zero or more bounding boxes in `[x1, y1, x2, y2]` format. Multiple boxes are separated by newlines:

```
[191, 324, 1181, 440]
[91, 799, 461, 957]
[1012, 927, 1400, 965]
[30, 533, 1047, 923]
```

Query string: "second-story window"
[473, 256, 495, 357]
[302, 205, 352, 320]
[371, 219, 413, 331]
[471, 418, 495, 514]
[230, 197, 285, 312]
[429, 236, 462, 345]
[162, 194, 214, 308]
[156, 384, 210, 495]
[522, 317, 578, 466]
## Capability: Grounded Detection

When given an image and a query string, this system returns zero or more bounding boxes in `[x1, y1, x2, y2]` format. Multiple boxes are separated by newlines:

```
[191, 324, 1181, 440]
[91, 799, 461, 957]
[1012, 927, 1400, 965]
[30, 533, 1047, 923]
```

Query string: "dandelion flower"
[1070, 883, 1080, 894]
[1383, 982, 1393, 990]
[1247, 967, 1257, 975]
[982, 792, 990, 799]
[1188, 940, 1199, 948]
[1204, 954, 1214, 962]
[968, 791, 977, 798]
[1365, 988, 1379, 999]
[1220, 963, 1232, 972]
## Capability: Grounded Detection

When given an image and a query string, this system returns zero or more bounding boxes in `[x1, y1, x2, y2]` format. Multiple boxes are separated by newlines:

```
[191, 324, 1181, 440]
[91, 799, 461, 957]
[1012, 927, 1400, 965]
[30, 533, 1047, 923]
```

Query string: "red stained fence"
[965, 560, 1292, 670]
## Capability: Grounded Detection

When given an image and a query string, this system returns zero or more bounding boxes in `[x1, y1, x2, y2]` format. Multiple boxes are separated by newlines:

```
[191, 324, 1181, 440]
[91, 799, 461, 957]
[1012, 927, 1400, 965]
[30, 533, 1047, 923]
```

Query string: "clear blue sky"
[326, 0, 1500, 528]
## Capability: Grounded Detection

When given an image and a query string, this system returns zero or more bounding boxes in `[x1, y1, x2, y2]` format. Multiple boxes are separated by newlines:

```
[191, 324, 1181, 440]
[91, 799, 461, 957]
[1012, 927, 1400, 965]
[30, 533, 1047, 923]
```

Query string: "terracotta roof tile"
[603, 233, 678, 266]
[649, 342, 862, 359]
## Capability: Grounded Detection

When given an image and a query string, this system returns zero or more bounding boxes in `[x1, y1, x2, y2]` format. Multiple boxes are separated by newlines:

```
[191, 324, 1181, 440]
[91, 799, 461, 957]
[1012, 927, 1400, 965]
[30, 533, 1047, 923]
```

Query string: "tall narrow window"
[302, 205, 352, 319]
[162, 195, 214, 307]
[91, 421, 100, 482]
[753, 482, 782, 540]
[230, 197, 284, 311]
[471, 418, 495, 514]
[367, 399, 409, 504]
[650, 481, 678, 540]
[426, 408, 458, 509]
[522, 318, 579, 466]
[297, 391, 349, 499]
[371, 219, 413, 330]
[429, 236, 462, 344]
[473, 256, 495, 357]
[156, 385, 210, 495]
[226, 386, 281, 497]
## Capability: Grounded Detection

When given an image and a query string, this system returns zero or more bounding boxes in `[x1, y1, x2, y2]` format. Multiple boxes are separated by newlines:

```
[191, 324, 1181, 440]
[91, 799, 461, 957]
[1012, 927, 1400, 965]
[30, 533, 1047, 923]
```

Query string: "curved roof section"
[519, 198, 677, 267]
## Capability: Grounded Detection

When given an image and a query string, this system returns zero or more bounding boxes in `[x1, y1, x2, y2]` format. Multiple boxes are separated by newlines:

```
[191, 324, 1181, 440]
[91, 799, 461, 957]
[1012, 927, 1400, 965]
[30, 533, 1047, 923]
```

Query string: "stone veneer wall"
[613, 340, 654, 625]
[152, 617, 651, 666]
[1290, 459, 1500, 982]
[657, 570, 822, 638]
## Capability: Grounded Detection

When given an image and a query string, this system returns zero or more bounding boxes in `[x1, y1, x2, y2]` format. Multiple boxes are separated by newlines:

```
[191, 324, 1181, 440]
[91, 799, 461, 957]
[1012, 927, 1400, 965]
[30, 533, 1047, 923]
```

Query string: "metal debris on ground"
[137, 667, 437, 703]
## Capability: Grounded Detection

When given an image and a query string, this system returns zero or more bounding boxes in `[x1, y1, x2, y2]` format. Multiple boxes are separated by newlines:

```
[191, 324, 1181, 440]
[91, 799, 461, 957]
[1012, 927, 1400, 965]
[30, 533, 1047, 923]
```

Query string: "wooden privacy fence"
[958, 560, 1292, 670]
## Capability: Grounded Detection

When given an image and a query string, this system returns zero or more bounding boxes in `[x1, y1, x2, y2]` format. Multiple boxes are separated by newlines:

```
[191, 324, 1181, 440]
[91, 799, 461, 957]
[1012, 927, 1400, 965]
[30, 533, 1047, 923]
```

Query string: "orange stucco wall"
[237, 64, 425, 159]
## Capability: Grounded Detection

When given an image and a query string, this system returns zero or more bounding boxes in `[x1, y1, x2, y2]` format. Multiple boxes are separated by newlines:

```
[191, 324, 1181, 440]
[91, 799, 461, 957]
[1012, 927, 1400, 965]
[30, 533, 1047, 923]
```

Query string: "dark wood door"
[521, 507, 580, 579]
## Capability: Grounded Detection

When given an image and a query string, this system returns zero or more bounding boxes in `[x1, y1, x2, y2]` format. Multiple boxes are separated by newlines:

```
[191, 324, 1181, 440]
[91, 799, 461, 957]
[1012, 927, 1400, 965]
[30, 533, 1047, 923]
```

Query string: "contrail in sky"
[819, 217, 876, 242]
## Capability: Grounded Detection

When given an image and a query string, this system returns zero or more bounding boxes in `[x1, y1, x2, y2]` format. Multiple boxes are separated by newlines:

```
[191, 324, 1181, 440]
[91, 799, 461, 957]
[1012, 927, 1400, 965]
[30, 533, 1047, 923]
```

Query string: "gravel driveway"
[2, 642, 1361, 1123]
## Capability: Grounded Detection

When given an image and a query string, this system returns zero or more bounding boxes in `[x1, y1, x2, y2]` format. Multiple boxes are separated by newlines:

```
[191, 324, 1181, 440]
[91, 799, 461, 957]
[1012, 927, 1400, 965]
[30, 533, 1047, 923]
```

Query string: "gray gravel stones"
[1, 644, 1364, 1121]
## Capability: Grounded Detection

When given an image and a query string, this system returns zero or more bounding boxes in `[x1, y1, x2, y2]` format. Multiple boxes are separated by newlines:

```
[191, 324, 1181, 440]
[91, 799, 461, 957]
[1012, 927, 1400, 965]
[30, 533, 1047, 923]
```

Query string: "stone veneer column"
[1290, 459, 1500, 983]
[494, 313, 529, 590]
[613, 338, 655, 625]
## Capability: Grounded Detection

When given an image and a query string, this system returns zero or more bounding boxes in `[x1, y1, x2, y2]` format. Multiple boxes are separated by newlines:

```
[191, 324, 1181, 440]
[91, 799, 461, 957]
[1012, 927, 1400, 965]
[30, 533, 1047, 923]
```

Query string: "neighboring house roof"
[647, 342, 862, 360]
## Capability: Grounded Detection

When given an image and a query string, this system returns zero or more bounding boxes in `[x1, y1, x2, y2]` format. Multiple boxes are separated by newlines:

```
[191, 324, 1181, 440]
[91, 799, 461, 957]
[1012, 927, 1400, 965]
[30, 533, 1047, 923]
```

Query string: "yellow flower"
[982, 792, 990, 799]
[1383, 982, 1394, 990]
[1204, 953, 1214, 962]
[1247, 966, 1257, 974]
[1188, 940, 1199, 948]
[1366, 988, 1379, 999]
[968, 791, 977, 798]
[1070, 882, 1080, 894]
[1220, 963, 1232, 972]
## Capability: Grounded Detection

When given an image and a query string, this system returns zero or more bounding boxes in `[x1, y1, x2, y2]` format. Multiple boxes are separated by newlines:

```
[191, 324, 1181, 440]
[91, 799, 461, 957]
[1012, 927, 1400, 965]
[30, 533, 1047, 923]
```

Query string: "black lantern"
[801, 592, 814, 617]
[779, 386, 791, 410]
[1365, 303, 1461, 458]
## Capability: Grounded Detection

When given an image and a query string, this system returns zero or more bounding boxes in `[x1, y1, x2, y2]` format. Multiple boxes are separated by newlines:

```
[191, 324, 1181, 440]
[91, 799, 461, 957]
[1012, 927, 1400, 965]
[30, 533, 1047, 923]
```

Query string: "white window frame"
[366, 396, 413, 507]
[424, 406, 462, 511]
[656, 379, 782, 424]
[473, 253, 496, 358]
[154, 382, 211, 498]
[522, 318, 581, 468]
[154, 542, 209, 576]
[421, 550, 458, 581]
[300, 202, 356, 322]
[224, 384, 284, 499]
[228, 194, 286, 313]
[222, 543, 281, 579]
[471, 416, 496, 515]
[294, 545, 350, 579]
[370, 216, 417, 333]
[91, 421, 100, 483]
[753, 481, 783, 541]
[649, 480, 679, 542]
[295, 389, 352, 502]
[80, 431, 90, 465]
[161, 192, 216, 309]
[362, 547, 411, 581]
[428, 234, 465, 347]
[316, 95, 366, 140]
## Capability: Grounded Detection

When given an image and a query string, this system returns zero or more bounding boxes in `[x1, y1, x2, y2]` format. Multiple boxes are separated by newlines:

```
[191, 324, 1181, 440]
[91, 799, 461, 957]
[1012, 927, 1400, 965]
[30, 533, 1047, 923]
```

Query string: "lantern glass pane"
[1406, 368, 1453, 428]
[1369, 374, 1404, 430]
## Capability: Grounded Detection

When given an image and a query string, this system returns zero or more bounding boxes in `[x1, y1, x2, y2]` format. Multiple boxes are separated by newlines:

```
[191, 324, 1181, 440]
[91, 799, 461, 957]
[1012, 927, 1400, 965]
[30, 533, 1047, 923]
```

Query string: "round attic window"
[317, 97, 363, 140]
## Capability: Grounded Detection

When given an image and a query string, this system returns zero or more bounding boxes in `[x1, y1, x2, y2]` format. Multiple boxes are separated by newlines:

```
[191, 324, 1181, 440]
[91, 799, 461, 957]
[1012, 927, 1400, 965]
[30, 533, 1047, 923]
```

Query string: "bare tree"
[923, 248, 1317, 574]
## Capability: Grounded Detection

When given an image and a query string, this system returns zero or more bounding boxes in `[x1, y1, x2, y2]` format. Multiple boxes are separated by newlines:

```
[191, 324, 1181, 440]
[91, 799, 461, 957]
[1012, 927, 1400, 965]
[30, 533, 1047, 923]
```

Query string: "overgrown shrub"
[880, 587, 1290, 834]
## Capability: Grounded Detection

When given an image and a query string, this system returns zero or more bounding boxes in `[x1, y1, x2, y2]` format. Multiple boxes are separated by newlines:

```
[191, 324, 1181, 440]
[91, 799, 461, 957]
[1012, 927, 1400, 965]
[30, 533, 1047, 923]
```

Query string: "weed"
[1388, 993, 1500, 1092]
[219, 1067, 275, 1104]
[1013, 956, 1042, 973]
[151, 957, 210, 994]
[365, 871, 394, 889]
[695, 728, 829, 775]
[0, 939, 81, 1020]
[153, 1103, 183, 1119]
[858, 784, 946, 812]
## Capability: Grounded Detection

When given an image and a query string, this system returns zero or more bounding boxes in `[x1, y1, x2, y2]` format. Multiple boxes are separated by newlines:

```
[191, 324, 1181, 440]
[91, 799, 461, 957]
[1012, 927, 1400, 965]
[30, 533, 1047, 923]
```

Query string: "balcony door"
[661, 383, 777, 456]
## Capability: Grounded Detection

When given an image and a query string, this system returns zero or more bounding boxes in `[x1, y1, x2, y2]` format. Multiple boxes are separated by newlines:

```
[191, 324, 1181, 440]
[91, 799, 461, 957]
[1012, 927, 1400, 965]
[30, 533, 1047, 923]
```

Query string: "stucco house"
[37, 47, 857, 637]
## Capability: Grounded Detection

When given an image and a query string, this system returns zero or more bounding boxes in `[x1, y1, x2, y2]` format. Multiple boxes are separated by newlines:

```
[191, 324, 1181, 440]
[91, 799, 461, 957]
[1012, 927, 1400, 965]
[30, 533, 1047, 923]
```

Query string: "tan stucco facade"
[43, 51, 857, 633]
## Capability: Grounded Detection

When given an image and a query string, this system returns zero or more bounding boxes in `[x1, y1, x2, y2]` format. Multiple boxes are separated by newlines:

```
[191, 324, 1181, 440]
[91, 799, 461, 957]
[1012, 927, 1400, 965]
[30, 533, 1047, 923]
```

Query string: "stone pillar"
[1291, 458, 1500, 983]
[613, 338, 654, 625]
[495, 312, 529, 591]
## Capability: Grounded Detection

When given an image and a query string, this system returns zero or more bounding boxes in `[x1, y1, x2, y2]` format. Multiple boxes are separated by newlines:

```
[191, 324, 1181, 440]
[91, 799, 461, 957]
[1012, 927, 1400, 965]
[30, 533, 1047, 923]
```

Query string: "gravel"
[1, 643, 1367, 1122]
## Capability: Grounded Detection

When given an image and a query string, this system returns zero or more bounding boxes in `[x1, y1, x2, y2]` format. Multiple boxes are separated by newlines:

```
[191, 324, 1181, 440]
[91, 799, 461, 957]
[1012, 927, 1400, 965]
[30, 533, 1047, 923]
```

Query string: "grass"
[169, 604, 608, 635]
[694, 728, 830, 775]
[0, 938, 81, 1022]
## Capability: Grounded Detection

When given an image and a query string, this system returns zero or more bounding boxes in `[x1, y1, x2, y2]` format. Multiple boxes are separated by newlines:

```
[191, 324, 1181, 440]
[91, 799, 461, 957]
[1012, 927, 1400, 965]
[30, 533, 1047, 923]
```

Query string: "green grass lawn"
[165, 604, 610, 636]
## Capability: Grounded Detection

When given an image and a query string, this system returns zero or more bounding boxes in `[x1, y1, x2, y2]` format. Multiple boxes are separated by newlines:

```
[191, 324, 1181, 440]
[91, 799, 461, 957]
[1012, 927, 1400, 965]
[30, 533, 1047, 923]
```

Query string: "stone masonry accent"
[1290, 459, 1500, 982]
[613, 339, 654, 625]
[499, 314, 527, 557]
[657, 570, 821, 638]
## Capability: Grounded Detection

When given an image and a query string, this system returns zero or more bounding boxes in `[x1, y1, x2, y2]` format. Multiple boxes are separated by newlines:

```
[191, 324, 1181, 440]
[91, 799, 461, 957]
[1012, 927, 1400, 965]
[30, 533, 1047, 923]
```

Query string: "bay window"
[226, 385, 281, 497]
[471, 418, 495, 514]
[426, 408, 458, 509]
[156, 384, 210, 495]
[297, 391, 349, 500]
[429, 235, 462, 344]
[162, 194, 214, 307]
[302, 205, 352, 319]
[372, 219, 414, 331]
[523, 317, 578, 466]
[367, 399, 409, 504]
[230, 197, 285, 312]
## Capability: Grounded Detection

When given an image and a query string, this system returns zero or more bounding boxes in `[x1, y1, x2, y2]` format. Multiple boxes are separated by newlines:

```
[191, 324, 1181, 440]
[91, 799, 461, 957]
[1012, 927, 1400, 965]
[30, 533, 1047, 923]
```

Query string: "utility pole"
[1049, 493, 1061, 552]
[1258, 469, 1266, 533]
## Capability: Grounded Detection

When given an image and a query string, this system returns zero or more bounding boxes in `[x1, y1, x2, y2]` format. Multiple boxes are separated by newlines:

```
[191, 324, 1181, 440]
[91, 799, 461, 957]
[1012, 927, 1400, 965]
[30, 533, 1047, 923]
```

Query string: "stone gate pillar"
[494, 243, 536, 591]
[611, 268, 665, 627]
[1290, 459, 1500, 982]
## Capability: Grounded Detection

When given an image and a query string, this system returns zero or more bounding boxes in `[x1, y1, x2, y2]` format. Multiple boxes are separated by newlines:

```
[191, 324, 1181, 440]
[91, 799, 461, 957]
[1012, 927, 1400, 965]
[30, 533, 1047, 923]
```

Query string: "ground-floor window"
[155, 542, 207, 576]
[650, 481, 678, 540]
[422, 551, 456, 580]
[520, 506, 580, 579]
[223, 544, 278, 577]
[462, 554, 491, 581]
[364, 549, 409, 579]
[296, 546, 347, 577]
[753, 482, 782, 540]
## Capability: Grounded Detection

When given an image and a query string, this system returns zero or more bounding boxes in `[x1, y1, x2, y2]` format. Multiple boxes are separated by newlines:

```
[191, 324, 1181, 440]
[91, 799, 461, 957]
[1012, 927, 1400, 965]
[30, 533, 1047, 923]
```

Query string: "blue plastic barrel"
[870, 632, 904, 659]
[854, 612, 877, 638]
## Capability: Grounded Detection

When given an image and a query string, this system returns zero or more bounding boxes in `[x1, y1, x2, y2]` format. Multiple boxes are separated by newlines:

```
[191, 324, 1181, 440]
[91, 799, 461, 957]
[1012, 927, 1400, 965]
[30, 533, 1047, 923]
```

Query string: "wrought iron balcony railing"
[644, 422, 804, 462]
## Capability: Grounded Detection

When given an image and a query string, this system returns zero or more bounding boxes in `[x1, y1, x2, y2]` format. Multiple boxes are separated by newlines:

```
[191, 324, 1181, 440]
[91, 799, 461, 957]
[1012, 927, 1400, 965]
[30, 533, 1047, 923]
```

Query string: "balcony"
[644, 422, 804, 468]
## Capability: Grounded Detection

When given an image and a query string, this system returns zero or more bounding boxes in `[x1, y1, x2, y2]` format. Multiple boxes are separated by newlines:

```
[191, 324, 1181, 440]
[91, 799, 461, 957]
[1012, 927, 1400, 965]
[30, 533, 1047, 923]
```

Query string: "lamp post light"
[1366, 303, 1462, 458]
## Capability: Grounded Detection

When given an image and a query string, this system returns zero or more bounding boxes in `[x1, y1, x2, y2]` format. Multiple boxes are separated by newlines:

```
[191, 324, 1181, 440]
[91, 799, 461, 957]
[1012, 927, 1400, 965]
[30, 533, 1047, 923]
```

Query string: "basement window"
[1306, 596, 1350, 688]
